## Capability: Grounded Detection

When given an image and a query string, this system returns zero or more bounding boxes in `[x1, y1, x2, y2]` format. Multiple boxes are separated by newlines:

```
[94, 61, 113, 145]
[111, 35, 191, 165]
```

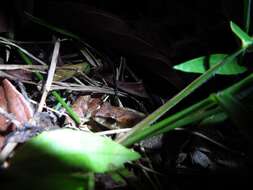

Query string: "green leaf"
[230, 21, 253, 48]
[9, 129, 140, 174]
[173, 54, 247, 75]
[117, 49, 244, 146]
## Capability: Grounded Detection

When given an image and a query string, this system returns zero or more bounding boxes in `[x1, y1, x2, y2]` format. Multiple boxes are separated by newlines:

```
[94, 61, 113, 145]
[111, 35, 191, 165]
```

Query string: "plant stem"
[221, 73, 253, 96]
[18, 49, 44, 80]
[117, 49, 244, 144]
[51, 91, 80, 124]
[122, 102, 220, 147]
[244, 0, 252, 34]
[121, 72, 253, 147]
[18, 50, 81, 124]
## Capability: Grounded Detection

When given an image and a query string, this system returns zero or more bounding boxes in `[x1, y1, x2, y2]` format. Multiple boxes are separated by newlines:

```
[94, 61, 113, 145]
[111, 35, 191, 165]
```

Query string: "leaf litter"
[0, 4, 252, 189]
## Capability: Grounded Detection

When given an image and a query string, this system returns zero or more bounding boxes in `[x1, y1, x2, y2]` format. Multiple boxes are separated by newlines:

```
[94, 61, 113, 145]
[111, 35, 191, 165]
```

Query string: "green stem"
[51, 91, 80, 124]
[117, 48, 244, 144]
[121, 72, 253, 146]
[221, 73, 253, 96]
[154, 107, 222, 136]
[18, 50, 81, 124]
[122, 101, 219, 147]
[18, 50, 44, 80]
[244, 0, 252, 34]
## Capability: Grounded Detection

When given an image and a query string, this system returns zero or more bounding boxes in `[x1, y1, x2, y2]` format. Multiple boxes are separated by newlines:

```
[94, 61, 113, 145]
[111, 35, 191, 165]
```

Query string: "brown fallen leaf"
[115, 81, 148, 98]
[105, 75, 149, 98]
[0, 79, 33, 149]
[5, 69, 33, 81]
[2, 79, 33, 124]
[0, 86, 8, 132]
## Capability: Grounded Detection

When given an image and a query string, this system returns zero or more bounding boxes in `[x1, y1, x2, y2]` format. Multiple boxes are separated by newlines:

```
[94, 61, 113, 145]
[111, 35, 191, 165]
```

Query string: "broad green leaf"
[230, 21, 253, 48]
[173, 54, 247, 75]
[9, 129, 140, 174]
[54, 63, 90, 81]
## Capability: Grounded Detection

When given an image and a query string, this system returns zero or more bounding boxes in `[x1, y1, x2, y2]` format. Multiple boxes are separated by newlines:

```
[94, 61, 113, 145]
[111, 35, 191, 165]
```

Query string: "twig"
[50, 84, 124, 95]
[0, 143, 18, 163]
[80, 48, 99, 67]
[96, 128, 131, 136]
[0, 64, 47, 70]
[18, 42, 81, 124]
[37, 39, 60, 112]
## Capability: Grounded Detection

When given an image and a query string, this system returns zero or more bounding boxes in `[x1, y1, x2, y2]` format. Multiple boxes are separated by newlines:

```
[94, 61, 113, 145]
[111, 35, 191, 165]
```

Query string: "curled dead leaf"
[2, 79, 33, 124]
[0, 86, 8, 131]
[0, 79, 33, 149]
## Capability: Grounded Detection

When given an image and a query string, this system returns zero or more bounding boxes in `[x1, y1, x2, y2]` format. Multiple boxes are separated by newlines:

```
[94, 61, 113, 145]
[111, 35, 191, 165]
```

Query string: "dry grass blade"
[0, 64, 47, 70]
[0, 37, 47, 65]
[37, 39, 61, 112]
[96, 128, 131, 136]
[0, 142, 18, 163]
[51, 82, 127, 96]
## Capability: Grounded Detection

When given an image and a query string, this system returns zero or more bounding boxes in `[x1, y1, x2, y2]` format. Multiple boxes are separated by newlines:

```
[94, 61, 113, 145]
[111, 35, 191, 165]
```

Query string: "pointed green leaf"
[230, 21, 253, 48]
[9, 129, 140, 174]
[173, 54, 247, 75]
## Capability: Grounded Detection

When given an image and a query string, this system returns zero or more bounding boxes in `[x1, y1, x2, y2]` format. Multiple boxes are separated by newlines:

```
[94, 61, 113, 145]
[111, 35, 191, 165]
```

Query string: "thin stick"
[50, 84, 122, 95]
[0, 143, 18, 162]
[37, 39, 60, 112]
[96, 128, 131, 136]
[0, 64, 47, 70]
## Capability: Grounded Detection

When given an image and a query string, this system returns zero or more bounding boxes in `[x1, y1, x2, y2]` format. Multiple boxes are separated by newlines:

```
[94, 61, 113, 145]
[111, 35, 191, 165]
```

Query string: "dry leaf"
[2, 79, 33, 124]
[5, 70, 33, 81]
[0, 79, 33, 149]
[0, 86, 8, 131]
